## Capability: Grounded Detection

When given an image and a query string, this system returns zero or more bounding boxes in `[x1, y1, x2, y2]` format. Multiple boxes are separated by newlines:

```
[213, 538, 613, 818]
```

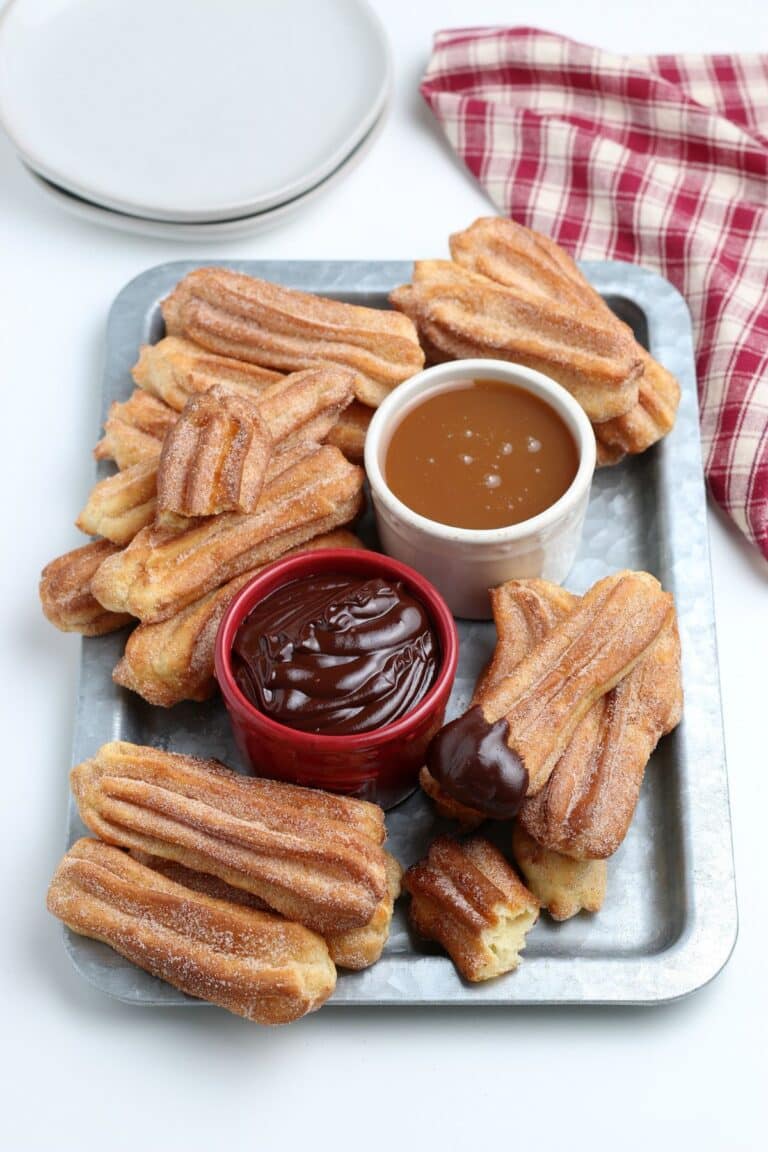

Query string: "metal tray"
[64, 260, 737, 1006]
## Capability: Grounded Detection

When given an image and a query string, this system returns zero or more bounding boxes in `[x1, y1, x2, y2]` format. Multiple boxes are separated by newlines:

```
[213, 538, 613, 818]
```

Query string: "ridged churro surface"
[48, 839, 335, 1024]
[71, 743, 389, 935]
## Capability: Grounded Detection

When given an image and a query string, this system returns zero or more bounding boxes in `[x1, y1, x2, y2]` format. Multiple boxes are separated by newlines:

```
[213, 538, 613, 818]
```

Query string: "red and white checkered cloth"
[421, 27, 768, 560]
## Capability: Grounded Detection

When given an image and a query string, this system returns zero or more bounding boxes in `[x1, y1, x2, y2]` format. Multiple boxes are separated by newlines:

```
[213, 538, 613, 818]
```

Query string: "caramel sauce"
[384, 379, 579, 530]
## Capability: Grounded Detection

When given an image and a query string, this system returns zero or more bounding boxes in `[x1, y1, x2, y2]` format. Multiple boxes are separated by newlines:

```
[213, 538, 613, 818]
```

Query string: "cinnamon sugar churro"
[48, 839, 336, 1024]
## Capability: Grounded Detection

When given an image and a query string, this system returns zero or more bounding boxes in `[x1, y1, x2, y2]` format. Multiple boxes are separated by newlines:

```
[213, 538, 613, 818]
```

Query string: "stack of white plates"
[0, 0, 390, 239]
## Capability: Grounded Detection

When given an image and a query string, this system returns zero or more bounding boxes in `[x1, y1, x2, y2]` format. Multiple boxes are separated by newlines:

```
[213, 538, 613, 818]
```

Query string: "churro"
[90, 445, 365, 622]
[48, 839, 336, 1023]
[39, 539, 133, 635]
[404, 836, 538, 981]
[162, 267, 425, 408]
[71, 742, 389, 935]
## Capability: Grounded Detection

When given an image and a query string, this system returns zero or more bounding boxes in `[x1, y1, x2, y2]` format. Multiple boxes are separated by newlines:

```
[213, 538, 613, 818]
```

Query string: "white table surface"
[2, 2, 765, 1149]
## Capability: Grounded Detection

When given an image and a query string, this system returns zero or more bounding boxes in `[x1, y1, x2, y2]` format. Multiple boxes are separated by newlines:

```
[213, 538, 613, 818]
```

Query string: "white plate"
[0, 0, 390, 223]
[21, 108, 385, 240]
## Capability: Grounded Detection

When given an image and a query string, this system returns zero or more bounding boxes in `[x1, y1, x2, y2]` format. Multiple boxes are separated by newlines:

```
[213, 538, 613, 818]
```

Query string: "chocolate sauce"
[426, 705, 529, 819]
[232, 573, 438, 736]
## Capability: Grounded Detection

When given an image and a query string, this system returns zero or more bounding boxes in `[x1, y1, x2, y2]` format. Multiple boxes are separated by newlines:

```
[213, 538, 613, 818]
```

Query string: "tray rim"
[62, 257, 737, 1009]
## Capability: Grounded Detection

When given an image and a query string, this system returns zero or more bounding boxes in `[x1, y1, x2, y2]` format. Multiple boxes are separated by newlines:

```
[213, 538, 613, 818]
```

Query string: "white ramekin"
[364, 359, 596, 619]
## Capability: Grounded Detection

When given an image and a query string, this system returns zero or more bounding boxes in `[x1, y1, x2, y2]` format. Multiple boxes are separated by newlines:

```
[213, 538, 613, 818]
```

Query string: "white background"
[1, 2, 766, 1149]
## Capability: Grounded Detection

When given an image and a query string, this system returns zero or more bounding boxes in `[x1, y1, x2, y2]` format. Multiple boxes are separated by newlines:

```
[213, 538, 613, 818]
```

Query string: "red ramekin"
[214, 548, 458, 810]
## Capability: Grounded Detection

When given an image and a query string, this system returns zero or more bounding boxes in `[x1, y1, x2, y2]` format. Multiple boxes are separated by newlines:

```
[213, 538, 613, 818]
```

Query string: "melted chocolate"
[232, 574, 438, 736]
[426, 705, 528, 819]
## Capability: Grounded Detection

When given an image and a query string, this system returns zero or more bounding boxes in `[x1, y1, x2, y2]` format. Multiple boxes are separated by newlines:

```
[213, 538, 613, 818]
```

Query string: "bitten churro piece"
[418, 766, 485, 830]
[404, 837, 538, 981]
[94, 390, 178, 469]
[449, 218, 680, 455]
[76, 460, 158, 545]
[132, 336, 283, 411]
[511, 823, 606, 921]
[473, 571, 672, 794]
[48, 839, 335, 1024]
[162, 267, 425, 408]
[390, 259, 642, 423]
[113, 530, 364, 706]
[325, 400, 372, 463]
[157, 386, 272, 520]
[39, 540, 133, 635]
[131, 848, 402, 971]
[71, 743, 389, 935]
[90, 445, 365, 622]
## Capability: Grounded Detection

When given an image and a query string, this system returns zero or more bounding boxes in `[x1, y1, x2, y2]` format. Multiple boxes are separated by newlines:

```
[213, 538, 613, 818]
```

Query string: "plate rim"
[0, 0, 392, 221]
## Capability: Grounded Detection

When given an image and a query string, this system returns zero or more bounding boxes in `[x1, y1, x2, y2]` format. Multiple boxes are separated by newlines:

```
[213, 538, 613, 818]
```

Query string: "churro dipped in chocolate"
[39, 539, 133, 635]
[417, 766, 485, 830]
[390, 259, 642, 423]
[449, 217, 680, 455]
[132, 336, 283, 411]
[162, 267, 425, 408]
[48, 839, 336, 1024]
[94, 390, 178, 469]
[130, 850, 402, 971]
[427, 571, 673, 815]
[404, 836, 538, 981]
[90, 445, 364, 622]
[423, 576, 682, 859]
[113, 530, 364, 707]
[71, 743, 389, 935]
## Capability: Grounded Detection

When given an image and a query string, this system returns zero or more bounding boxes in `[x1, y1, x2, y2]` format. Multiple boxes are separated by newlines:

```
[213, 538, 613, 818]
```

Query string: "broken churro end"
[511, 823, 607, 921]
[404, 836, 538, 981]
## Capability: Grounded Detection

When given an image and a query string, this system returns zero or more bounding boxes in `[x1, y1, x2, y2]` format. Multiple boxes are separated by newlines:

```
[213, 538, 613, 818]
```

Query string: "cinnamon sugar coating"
[390, 258, 642, 423]
[132, 848, 402, 971]
[324, 400, 372, 463]
[90, 445, 365, 622]
[47, 839, 336, 1024]
[39, 539, 133, 635]
[94, 389, 178, 469]
[161, 267, 424, 408]
[448, 217, 680, 455]
[77, 460, 158, 545]
[71, 742, 389, 935]
[421, 575, 682, 860]
[112, 530, 364, 707]
[476, 571, 672, 793]
[157, 385, 273, 519]
[132, 335, 283, 411]
[78, 368, 356, 545]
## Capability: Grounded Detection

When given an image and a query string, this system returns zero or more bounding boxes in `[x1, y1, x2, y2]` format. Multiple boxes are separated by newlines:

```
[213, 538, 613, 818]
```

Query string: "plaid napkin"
[421, 27, 768, 560]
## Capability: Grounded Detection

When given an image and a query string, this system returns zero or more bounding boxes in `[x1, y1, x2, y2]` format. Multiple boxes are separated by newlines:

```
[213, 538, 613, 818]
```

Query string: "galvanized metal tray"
[64, 260, 737, 1006]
